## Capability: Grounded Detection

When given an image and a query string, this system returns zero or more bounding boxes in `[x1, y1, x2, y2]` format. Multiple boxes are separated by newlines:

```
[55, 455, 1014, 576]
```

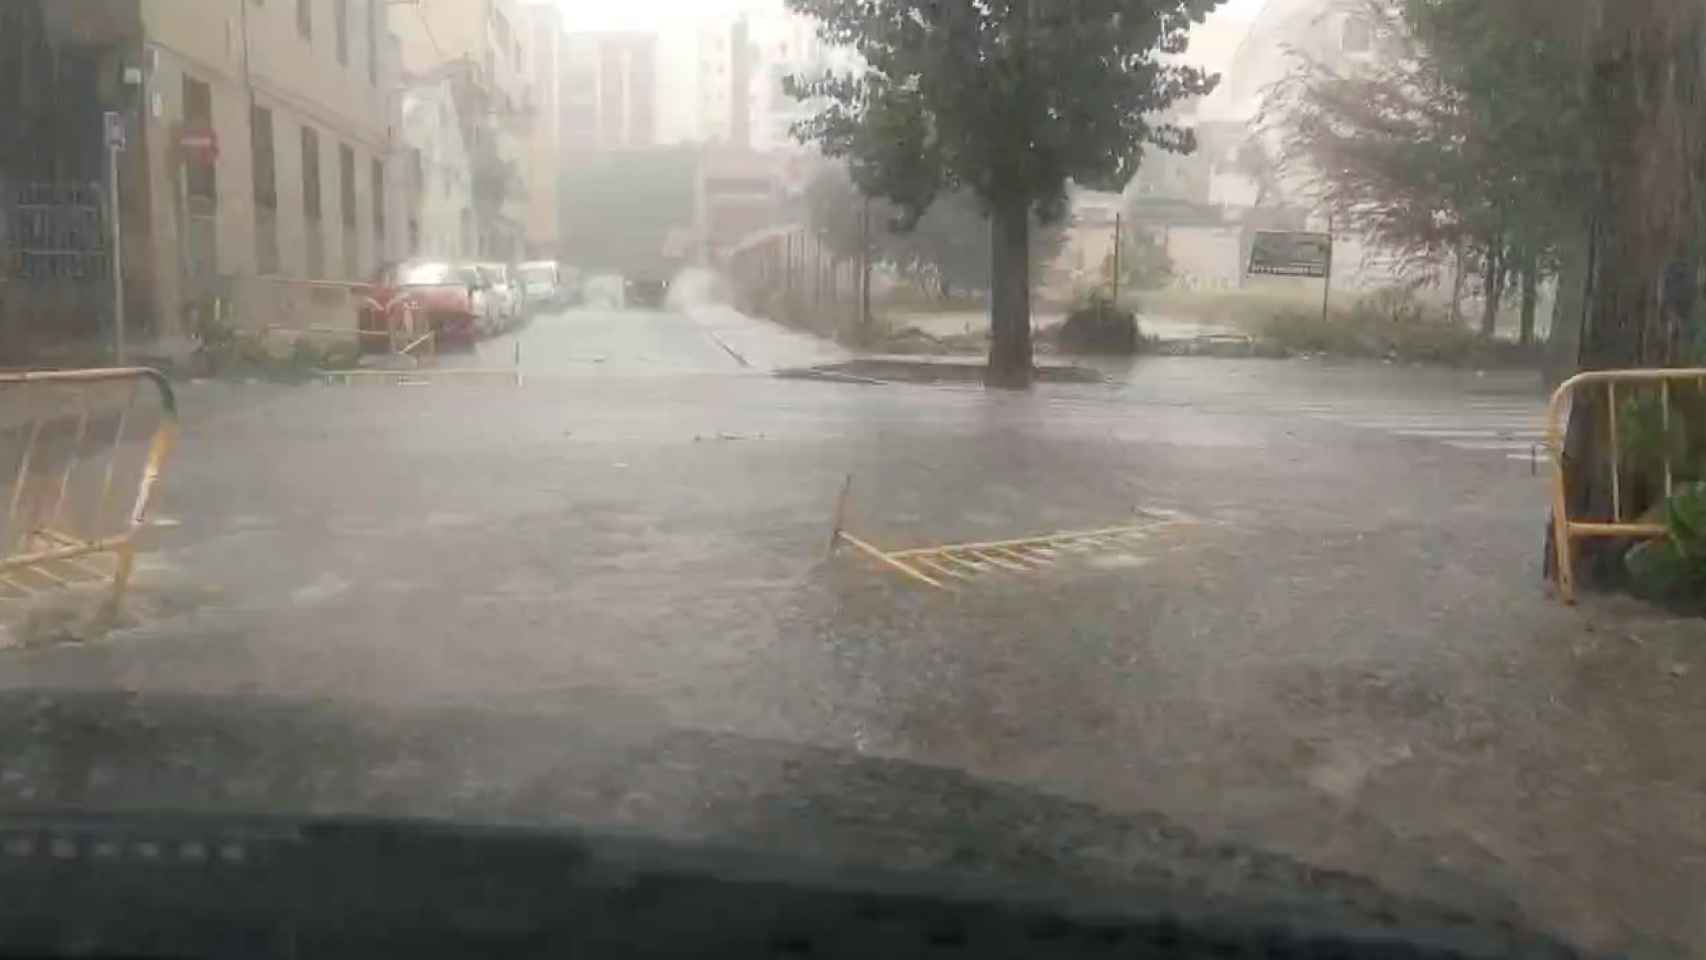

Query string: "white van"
[517, 261, 565, 311]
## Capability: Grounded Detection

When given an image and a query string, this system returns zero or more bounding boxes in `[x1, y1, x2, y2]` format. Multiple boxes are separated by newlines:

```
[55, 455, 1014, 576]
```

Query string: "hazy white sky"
[557, 0, 1269, 74]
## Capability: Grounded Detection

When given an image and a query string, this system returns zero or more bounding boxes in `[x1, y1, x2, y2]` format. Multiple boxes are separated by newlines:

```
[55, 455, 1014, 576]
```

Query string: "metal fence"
[2, 181, 110, 283]
[0, 369, 177, 617]
[1546, 368, 1706, 604]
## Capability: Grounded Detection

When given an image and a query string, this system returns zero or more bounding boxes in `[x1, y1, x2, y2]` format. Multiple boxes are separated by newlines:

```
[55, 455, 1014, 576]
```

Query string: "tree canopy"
[1262, 0, 1596, 341]
[785, 0, 1224, 386]
[805, 162, 1066, 301]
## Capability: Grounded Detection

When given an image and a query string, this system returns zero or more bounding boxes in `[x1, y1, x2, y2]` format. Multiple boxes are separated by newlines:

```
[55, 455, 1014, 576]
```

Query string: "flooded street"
[1, 305, 1699, 954]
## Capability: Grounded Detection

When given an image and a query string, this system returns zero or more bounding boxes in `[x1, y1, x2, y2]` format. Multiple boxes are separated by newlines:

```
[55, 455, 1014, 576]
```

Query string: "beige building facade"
[389, 0, 534, 259]
[523, 1, 563, 258]
[138, 0, 401, 343]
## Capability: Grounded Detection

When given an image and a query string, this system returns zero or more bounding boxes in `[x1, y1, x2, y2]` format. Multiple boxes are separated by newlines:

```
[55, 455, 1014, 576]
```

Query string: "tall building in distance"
[675, 7, 853, 152]
[387, 0, 536, 259]
[0, 0, 404, 351]
[562, 33, 658, 152]
[524, 1, 564, 256]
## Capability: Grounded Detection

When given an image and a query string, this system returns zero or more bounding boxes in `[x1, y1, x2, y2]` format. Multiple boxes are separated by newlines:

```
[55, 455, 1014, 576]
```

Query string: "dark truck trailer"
[560, 147, 696, 309]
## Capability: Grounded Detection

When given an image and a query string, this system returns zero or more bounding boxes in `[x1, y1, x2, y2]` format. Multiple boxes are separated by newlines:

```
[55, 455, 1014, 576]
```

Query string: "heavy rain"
[0, 0, 1703, 955]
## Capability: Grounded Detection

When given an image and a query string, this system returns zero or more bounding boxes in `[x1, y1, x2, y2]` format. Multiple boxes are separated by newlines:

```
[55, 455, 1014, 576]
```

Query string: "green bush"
[1256, 286, 1532, 366]
[1058, 291, 1144, 355]
[1625, 482, 1706, 610]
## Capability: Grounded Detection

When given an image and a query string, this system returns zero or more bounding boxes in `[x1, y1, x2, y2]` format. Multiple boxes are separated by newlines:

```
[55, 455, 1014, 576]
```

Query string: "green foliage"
[1108, 225, 1174, 291]
[190, 309, 358, 381]
[803, 164, 1065, 298]
[1625, 483, 1706, 611]
[785, 0, 1223, 224]
[784, 0, 1224, 381]
[1264, 0, 1592, 290]
[1058, 290, 1144, 355]
[1619, 387, 1706, 487]
[1258, 287, 1530, 365]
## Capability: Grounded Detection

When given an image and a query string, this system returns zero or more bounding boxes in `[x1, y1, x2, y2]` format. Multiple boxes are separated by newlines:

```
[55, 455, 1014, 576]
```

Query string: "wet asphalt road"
[3, 304, 1705, 954]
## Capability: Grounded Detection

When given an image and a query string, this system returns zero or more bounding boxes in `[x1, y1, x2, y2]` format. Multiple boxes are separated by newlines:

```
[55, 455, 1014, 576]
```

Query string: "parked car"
[624, 275, 671, 309]
[477, 262, 522, 331]
[359, 260, 494, 351]
[517, 260, 565, 311]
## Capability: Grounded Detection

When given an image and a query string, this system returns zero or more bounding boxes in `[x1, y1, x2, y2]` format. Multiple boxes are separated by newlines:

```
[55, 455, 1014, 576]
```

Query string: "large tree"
[1263, 0, 1592, 314]
[1273, 0, 1706, 589]
[785, 0, 1223, 388]
[1557, 0, 1706, 584]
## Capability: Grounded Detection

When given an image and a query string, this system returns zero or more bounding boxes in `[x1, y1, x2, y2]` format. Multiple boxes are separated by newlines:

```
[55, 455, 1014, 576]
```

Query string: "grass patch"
[1135, 285, 1538, 367]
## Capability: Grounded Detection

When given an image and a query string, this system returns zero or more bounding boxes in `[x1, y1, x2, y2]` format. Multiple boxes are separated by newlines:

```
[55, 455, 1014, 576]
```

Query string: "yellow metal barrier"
[0, 368, 178, 617]
[1547, 368, 1706, 604]
[320, 340, 521, 387]
[827, 476, 1193, 591]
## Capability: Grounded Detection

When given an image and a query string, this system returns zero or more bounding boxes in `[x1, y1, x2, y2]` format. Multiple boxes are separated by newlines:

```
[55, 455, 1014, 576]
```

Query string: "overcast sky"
[555, 0, 1268, 75]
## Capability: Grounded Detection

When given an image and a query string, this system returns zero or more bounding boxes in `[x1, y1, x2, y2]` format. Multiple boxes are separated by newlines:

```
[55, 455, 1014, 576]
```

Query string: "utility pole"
[860, 194, 872, 331]
[104, 111, 127, 363]
[1321, 210, 1334, 325]
[1111, 211, 1122, 304]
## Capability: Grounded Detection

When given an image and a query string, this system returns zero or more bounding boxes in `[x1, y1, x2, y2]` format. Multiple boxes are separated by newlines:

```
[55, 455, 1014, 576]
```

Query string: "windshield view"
[2, 0, 1704, 956]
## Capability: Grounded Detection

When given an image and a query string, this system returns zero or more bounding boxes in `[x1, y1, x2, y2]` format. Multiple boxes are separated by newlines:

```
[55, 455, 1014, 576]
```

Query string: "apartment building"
[389, 0, 533, 259]
[523, 1, 563, 257]
[156, 0, 399, 326]
[399, 73, 475, 260]
[0, 0, 402, 354]
[562, 33, 658, 152]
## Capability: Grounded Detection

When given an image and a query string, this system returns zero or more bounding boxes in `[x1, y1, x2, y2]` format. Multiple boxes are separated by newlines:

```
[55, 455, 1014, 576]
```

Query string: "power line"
[409, 0, 447, 62]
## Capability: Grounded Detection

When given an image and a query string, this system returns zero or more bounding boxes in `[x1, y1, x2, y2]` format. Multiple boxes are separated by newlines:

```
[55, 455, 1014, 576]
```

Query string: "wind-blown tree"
[803, 165, 1065, 302]
[784, 0, 1223, 388]
[1263, 0, 1593, 342]
[1557, 0, 1706, 585]
[1273, 0, 1706, 589]
[886, 191, 1068, 301]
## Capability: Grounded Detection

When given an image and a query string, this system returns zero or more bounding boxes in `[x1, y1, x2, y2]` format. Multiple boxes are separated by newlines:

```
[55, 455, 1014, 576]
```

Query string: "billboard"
[1247, 230, 1332, 279]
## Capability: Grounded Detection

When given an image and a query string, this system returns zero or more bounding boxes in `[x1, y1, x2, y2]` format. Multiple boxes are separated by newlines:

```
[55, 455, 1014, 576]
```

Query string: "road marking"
[1443, 439, 1545, 451]
[1392, 429, 1545, 439]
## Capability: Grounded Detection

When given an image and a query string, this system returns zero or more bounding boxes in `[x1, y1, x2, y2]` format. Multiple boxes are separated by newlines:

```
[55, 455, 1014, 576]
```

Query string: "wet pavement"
[1, 304, 1703, 955]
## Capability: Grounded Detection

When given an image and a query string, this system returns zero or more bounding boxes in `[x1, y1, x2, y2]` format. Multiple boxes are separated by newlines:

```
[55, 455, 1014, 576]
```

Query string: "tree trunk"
[1479, 242, 1502, 338]
[1449, 245, 1466, 327]
[1556, 0, 1705, 591]
[1543, 227, 1590, 388]
[1518, 250, 1538, 347]
[986, 199, 1033, 389]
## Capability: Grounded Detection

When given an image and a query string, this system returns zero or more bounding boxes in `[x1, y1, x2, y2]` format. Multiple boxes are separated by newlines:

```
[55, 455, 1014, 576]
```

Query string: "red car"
[358, 260, 491, 352]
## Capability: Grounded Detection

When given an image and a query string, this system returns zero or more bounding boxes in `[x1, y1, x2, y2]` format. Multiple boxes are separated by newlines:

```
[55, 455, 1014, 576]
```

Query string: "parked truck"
[560, 147, 696, 310]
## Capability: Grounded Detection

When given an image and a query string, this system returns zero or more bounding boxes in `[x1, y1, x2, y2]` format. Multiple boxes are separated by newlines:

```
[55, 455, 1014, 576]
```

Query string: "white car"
[517, 261, 565, 311]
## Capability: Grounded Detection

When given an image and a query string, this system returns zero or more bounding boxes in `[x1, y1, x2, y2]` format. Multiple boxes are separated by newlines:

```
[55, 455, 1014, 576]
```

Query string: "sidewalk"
[683, 303, 850, 371]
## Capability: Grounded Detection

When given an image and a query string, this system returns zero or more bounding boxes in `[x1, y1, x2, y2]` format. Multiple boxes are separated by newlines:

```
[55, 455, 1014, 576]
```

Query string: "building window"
[181, 76, 216, 201]
[297, 0, 311, 40]
[250, 106, 279, 274]
[365, 0, 378, 85]
[339, 143, 357, 277]
[335, 0, 348, 65]
[301, 125, 323, 277]
[371, 158, 385, 261]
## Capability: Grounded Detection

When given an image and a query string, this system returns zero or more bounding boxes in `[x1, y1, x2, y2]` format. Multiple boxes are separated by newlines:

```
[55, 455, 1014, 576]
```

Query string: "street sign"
[1247, 230, 1331, 279]
[177, 128, 219, 165]
[103, 111, 126, 151]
